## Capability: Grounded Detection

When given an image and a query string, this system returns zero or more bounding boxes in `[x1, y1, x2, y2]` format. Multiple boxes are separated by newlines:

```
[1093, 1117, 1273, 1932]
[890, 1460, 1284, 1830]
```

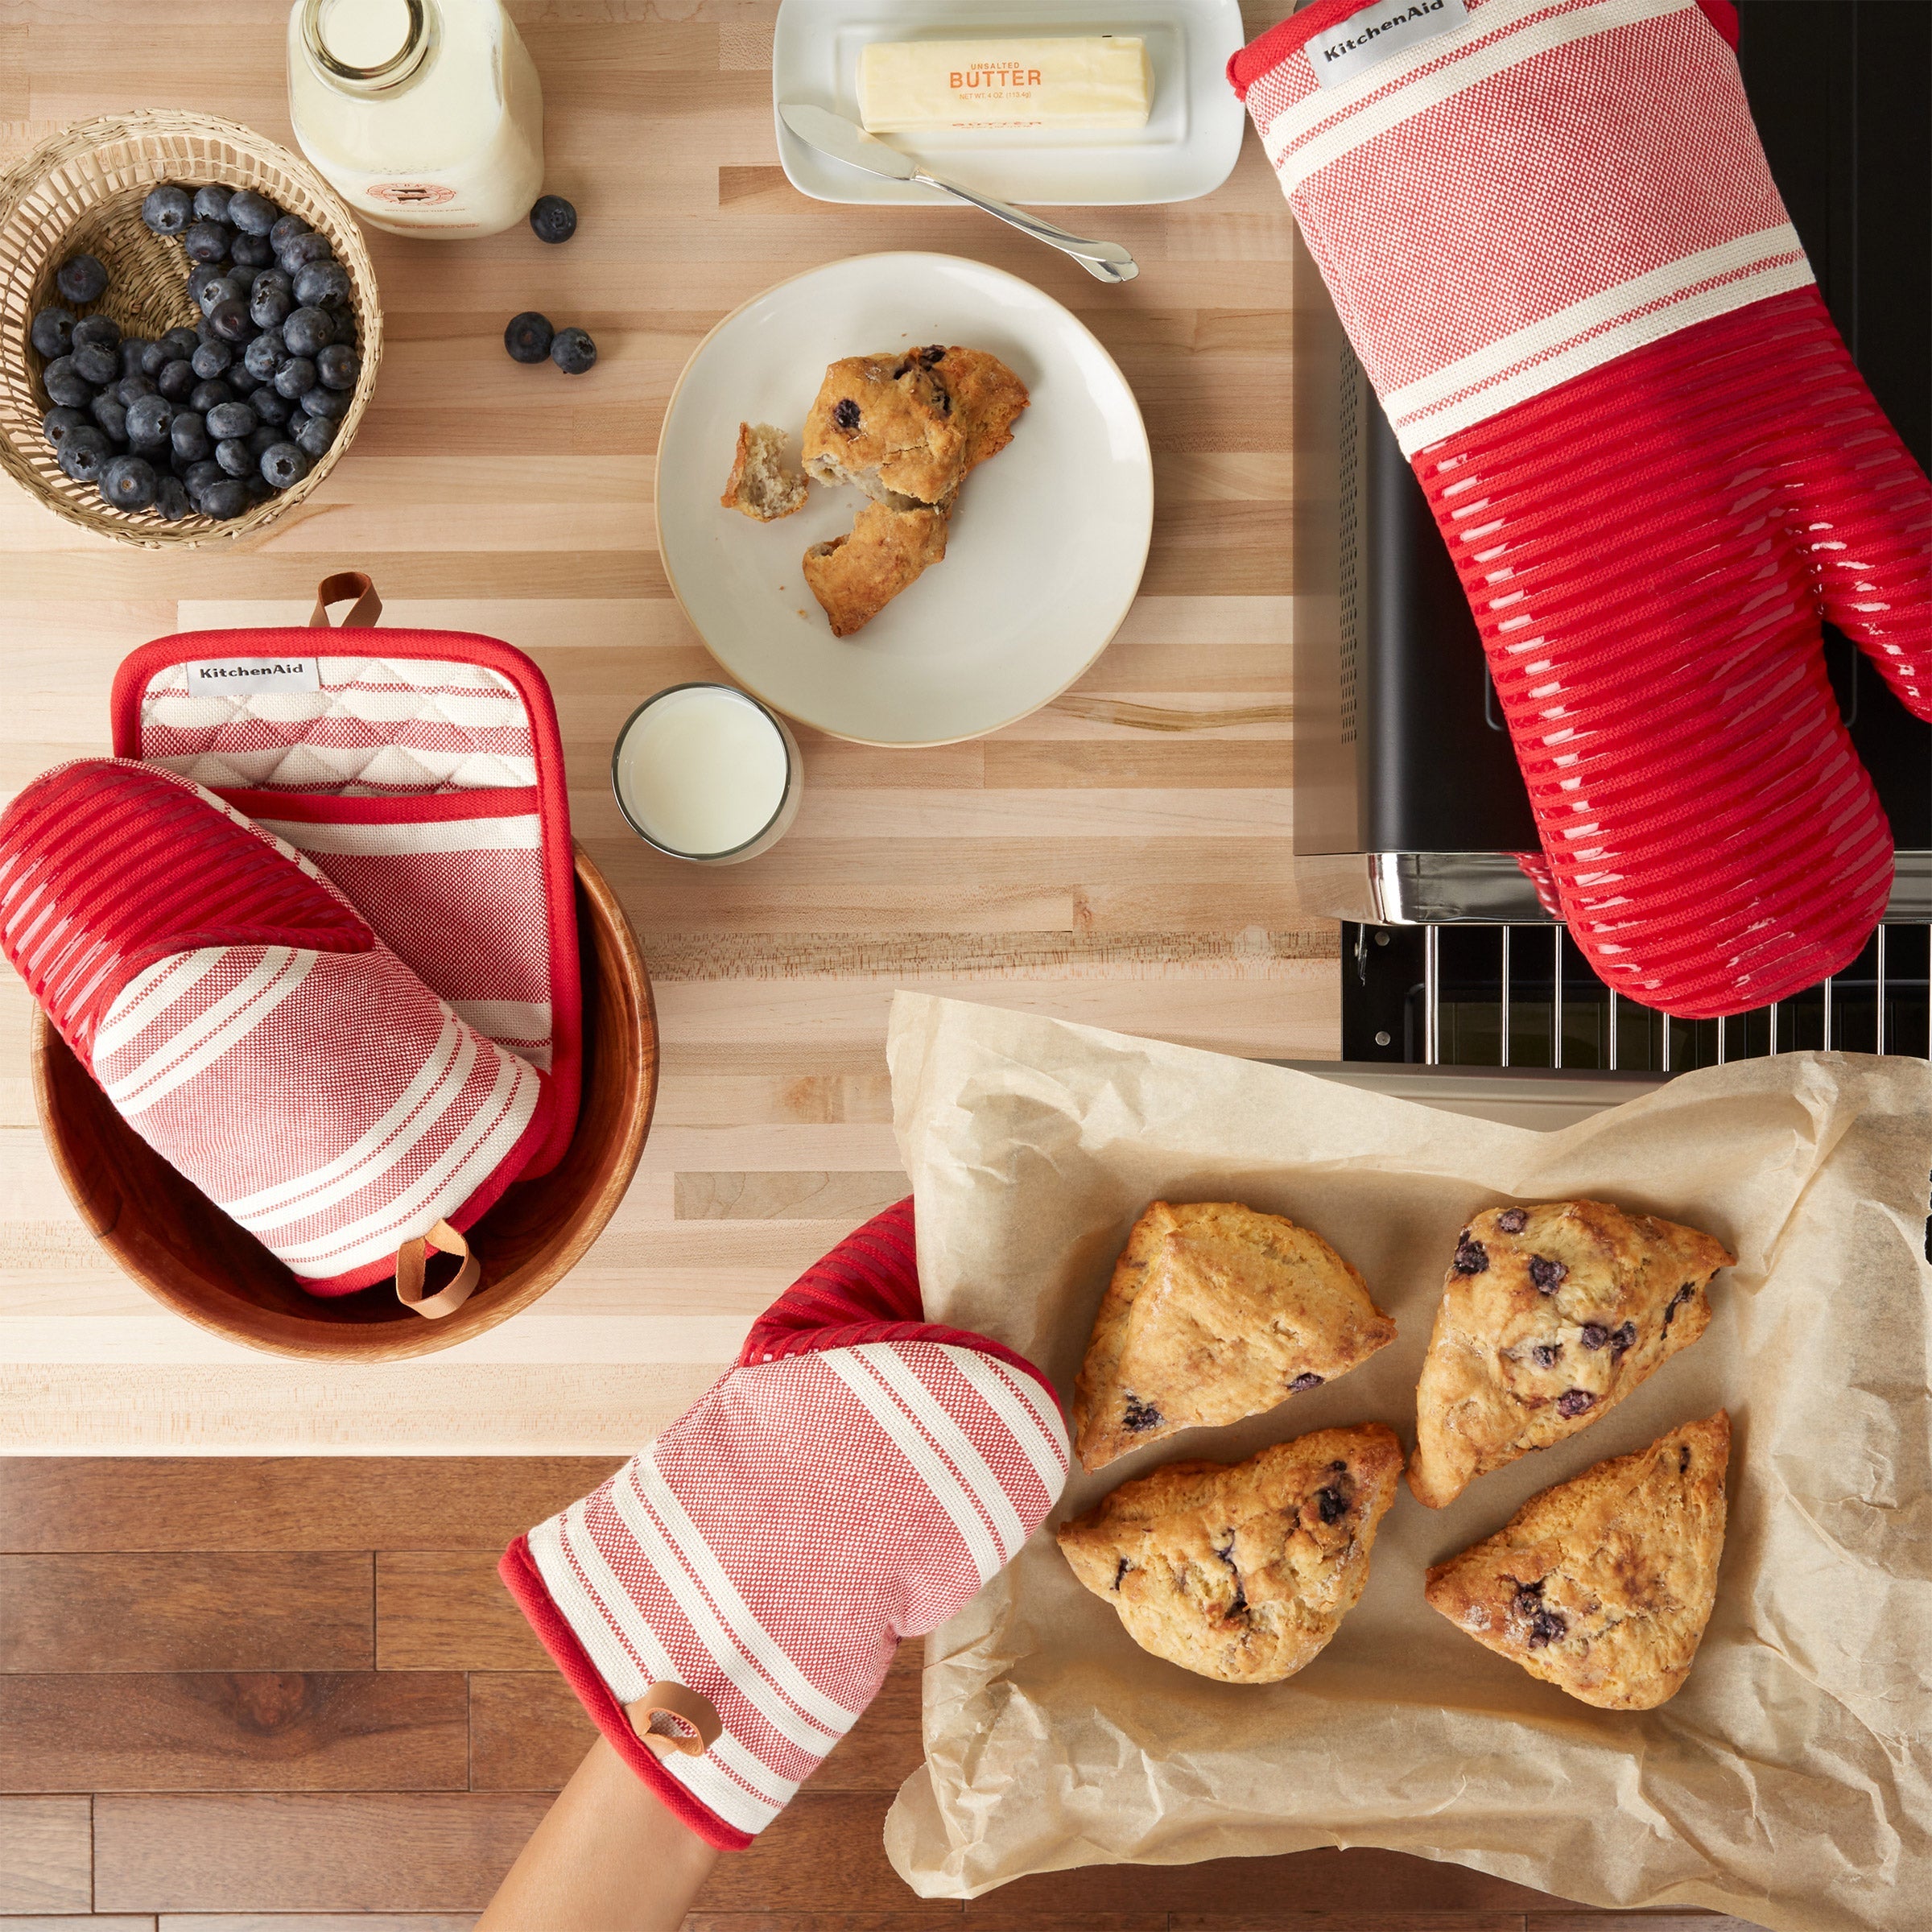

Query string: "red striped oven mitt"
[500, 1199, 1070, 1847]
[0, 760, 548, 1309]
[1232, 0, 1931, 1017]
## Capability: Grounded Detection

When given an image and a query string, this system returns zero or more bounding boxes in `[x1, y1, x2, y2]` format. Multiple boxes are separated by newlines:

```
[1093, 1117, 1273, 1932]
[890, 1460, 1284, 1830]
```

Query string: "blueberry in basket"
[30, 308, 74, 358]
[55, 253, 108, 304]
[141, 184, 193, 235]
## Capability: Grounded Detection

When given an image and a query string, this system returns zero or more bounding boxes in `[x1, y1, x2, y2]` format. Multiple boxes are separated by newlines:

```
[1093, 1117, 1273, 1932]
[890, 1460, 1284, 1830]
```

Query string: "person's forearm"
[477, 1737, 719, 1932]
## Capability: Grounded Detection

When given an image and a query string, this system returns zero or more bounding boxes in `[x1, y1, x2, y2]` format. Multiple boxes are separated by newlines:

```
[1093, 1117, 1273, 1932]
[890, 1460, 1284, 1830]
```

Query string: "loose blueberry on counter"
[316, 343, 358, 390]
[213, 437, 254, 478]
[199, 476, 248, 518]
[115, 373, 156, 407]
[205, 400, 257, 441]
[89, 394, 128, 444]
[30, 307, 76, 359]
[528, 193, 577, 244]
[504, 311, 553, 363]
[278, 230, 332, 275]
[550, 326, 596, 375]
[259, 440, 308, 490]
[209, 299, 253, 345]
[252, 386, 293, 426]
[269, 213, 310, 254]
[142, 184, 194, 234]
[292, 259, 351, 308]
[299, 384, 348, 422]
[191, 340, 233, 379]
[41, 357, 92, 407]
[72, 312, 120, 353]
[154, 473, 192, 521]
[182, 219, 232, 265]
[171, 411, 211, 464]
[272, 354, 315, 399]
[124, 394, 173, 449]
[56, 424, 109, 484]
[101, 453, 157, 510]
[40, 406, 87, 448]
[193, 184, 232, 222]
[293, 411, 337, 459]
[230, 230, 275, 270]
[69, 343, 118, 387]
[227, 188, 278, 235]
[189, 378, 233, 414]
[283, 307, 334, 357]
[55, 253, 108, 304]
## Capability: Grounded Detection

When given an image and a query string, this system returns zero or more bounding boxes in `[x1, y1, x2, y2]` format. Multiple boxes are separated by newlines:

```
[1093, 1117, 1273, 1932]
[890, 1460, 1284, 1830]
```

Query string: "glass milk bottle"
[287, 0, 544, 237]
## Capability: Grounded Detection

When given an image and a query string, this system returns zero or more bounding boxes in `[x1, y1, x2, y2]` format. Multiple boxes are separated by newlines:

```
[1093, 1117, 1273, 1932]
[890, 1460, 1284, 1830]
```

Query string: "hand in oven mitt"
[1232, 0, 1931, 1017]
[0, 760, 549, 1310]
[499, 1199, 1071, 1847]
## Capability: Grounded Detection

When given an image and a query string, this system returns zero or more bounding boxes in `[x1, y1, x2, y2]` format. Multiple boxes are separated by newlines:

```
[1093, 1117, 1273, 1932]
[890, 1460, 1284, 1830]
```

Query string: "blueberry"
[293, 411, 338, 459]
[1289, 1372, 1324, 1391]
[41, 356, 93, 407]
[279, 230, 332, 275]
[282, 306, 335, 357]
[1528, 1256, 1567, 1294]
[171, 411, 210, 463]
[56, 423, 110, 484]
[1119, 1393, 1162, 1433]
[70, 342, 118, 387]
[101, 452, 157, 510]
[72, 312, 120, 353]
[189, 378, 233, 414]
[56, 253, 108, 304]
[89, 394, 128, 444]
[182, 218, 231, 265]
[251, 385, 293, 426]
[1530, 1341, 1562, 1368]
[191, 339, 233, 379]
[245, 332, 290, 382]
[142, 184, 194, 234]
[30, 307, 76, 358]
[182, 456, 223, 498]
[154, 473, 192, 522]
[243, 472, 275, 506]
[125, 394, 173, 449]
[205, 400, 257, 440]
[1315, 1486, 1348, 1524]
[316, 342, 358, 390]
[160, 325, 201, 361]
[226, 361, 263, 395]
[1555, 1388, 1596, 1418]
[550, 326, 596, 375]
[132, 338, 165, 377]
[258, 440, 309, 490]
[187, 261, 229, 308]
[252, 266, 295, 300]
[208, 299, 252, 345]
[832, 397, 861, 432]
[214, 437, 254, 478]
[269, 213, 310, 254]
[115, 373, 156, 407]
[200, 477, 249, 518]
[272, 354, 315, 399]
[229, 229, 274, 270]
[504, 312, 552, 363]
[1662, 1282, 1696, 1330]
[292, 259, 350, 308]
[299, 385, 349, 422]
[193, 184, 232, 223]
[1609, 1319, 1637, 1361]
[1452, 1234, 1488, 1275]
[1496, 1207, 1529, 1233]
[198, 271, 248, 317]
[250, 283, 293, 331]
[244, 421, 281, 459]
[227, 188, 277, 235]
[40, 405, 87, 448]
[528, 193, 577, 244]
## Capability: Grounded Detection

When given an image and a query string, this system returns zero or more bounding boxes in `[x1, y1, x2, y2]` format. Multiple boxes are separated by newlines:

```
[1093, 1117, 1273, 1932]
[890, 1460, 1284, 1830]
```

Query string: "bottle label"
[366, 181, 460, 207]
[1307, 0, 1469, 88]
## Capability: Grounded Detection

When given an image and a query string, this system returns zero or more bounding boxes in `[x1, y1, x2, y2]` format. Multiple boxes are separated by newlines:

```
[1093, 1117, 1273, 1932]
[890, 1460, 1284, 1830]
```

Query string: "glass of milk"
[612, 684, 802, 865]
[287, 0, 544, 237]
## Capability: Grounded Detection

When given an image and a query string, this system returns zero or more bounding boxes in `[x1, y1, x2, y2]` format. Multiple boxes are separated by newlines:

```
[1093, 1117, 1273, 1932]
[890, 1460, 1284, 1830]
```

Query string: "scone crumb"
[721, 421, 810, 521]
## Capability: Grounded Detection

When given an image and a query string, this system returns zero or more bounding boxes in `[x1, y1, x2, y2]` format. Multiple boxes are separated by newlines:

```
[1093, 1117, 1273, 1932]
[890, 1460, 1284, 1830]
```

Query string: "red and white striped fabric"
[1233, 0, 1932, 1016]
[0, 761, 548, 1295]
[111, 632, 580, 1174]
[500, 1199, 1070, 1847]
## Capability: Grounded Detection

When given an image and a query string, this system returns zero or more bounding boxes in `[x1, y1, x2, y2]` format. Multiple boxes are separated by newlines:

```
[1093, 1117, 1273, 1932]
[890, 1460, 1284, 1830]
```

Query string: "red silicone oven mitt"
[1232, 0, 1932, 1017]
[500, 1199, 1071, 1846]
[0, 760, 549, 1307]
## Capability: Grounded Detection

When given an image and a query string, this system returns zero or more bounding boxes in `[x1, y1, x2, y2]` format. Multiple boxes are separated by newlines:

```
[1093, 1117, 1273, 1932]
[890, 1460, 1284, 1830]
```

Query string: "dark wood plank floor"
[0, 1459, 1765, 1930]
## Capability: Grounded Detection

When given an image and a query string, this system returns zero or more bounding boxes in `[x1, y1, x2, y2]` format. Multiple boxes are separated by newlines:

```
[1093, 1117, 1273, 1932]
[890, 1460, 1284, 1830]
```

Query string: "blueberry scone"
[1058, 1423, 1405, 1683]
[720, 421, 809, 520]
[1425, 1411, 1730, 1709]
[1072, 1200, 1396, 1472]
[1409, 1199, 1733, 1509]
[802, 502, 948, 638]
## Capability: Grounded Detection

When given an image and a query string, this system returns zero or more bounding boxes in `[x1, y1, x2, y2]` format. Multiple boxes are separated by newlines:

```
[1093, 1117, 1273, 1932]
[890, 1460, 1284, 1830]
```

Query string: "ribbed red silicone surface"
[1414, 287, 1932, 1016]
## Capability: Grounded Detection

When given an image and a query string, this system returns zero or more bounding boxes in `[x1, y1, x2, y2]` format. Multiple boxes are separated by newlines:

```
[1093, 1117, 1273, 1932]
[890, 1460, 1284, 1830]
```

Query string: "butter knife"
[778, 103, 1139, 284]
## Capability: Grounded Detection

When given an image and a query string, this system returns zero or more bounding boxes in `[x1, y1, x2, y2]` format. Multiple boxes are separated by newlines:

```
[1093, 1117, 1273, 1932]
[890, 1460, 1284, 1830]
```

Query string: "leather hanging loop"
[625, 1682, 725, 1760]
[394, 1218, 481, 1318]
[308, 570, 383, 629]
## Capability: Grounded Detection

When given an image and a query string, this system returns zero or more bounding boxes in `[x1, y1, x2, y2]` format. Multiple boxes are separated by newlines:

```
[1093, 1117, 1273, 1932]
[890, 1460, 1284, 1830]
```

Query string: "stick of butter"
[857, 36, 1153, 132]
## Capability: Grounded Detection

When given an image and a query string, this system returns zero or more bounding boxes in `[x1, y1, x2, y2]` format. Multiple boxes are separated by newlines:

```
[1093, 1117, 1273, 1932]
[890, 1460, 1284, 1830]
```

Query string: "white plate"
[773, 0, 1248, 207]
[655, 254, 1153, 748]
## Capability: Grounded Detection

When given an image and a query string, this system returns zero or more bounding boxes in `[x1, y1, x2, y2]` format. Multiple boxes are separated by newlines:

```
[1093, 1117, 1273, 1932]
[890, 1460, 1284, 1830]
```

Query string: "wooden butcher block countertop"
[0, 0, 1332, 1451]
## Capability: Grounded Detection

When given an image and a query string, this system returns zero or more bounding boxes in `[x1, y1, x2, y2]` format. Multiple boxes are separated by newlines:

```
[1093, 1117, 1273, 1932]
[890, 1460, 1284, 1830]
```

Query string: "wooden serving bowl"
[31, 848, 657, 1360]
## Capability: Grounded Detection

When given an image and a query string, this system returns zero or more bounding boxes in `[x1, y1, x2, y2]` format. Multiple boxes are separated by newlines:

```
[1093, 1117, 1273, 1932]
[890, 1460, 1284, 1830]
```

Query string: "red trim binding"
[1228, 0, 1739, 100]
[214, 785, 543, 825]
[498, 1533, 753, 1852]
[110, 627, 581, 1176]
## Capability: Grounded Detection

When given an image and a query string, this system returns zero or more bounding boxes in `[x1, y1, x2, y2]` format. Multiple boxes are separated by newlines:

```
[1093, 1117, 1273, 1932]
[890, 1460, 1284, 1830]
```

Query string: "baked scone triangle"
[1424, 1411, 1731, 1709]
[1072, 1200, 1396, 1472]
[802, 502, 948, 637]
[1409, 1199, 1733, 1509]
[1059, 1423, 1405, 1684]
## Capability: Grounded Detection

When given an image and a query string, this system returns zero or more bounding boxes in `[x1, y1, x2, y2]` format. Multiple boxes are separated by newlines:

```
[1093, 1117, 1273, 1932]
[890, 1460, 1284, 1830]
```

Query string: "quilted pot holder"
[109, 572, 580, 1179]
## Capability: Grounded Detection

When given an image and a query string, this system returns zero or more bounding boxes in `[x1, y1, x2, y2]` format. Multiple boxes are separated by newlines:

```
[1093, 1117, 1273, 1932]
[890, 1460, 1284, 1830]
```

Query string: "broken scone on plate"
[1058, 1424, 1404, 1684]
[801, 502, 948, 638]
[1072, 1200, 1397, 1472]
[720, 421, 809, 521]
[1410, 1199, 1733, 1509]
[1425, 1411, 1730, 1709]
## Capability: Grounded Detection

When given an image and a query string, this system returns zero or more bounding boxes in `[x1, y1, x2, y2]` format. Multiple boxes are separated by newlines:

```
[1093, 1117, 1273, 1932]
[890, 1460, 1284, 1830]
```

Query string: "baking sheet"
[881, 993, 1932, 1929]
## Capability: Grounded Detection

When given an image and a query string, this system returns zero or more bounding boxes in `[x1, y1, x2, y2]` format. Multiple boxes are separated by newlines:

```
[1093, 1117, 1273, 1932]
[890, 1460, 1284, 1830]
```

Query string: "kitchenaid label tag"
[186, 656, 322, 696]
[1307, 0, 1469, 86]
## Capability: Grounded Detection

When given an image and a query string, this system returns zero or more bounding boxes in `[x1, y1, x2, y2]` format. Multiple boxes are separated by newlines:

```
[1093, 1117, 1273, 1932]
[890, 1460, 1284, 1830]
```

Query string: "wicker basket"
[0, 110, 381, 548]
